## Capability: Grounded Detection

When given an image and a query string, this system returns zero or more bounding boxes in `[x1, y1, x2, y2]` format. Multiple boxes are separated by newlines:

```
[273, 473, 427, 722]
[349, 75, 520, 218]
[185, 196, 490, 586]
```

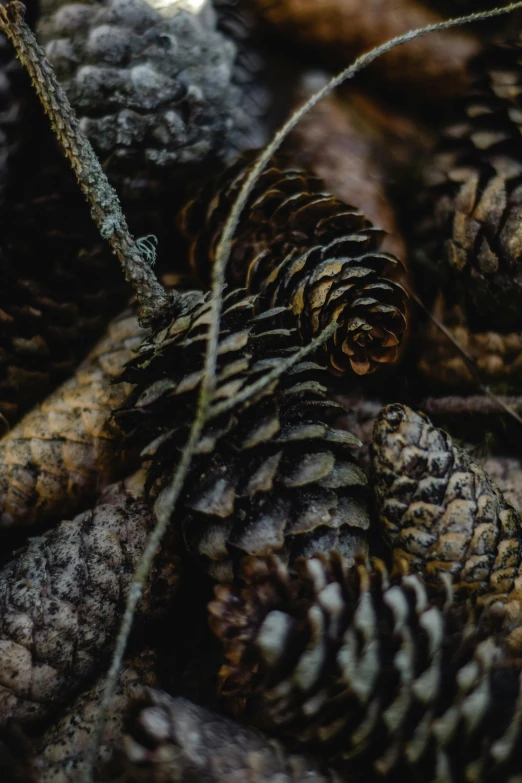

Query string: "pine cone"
[209, 554, 522, 778]
[115, 290, 370, 582]
[0, 309, 146, 534]
[418, 293, 522, 391]
[180, 154, 409, 376]
[0, 472, 181, 728]
[422, 38, 522, 331]
[36, 0, 255, 204]
[372, 403, 522, 601]
[35, 650, 159, 783]
[112, 690, 340, 783]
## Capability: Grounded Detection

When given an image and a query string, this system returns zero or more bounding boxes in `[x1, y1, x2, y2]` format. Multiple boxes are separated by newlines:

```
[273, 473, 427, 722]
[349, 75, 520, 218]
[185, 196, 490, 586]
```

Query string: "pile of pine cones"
[3, 1, 522, 782]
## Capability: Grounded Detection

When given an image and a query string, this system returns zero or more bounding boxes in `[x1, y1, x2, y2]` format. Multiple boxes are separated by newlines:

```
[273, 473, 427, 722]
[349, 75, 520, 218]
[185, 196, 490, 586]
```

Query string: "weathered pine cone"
[0, 472, 181, 728]
[372, 403, 522, 601]
[37, 0, 258, 203]
[115, 290, 370, 582]
[422, 38, 522, 330]
[180, 154, 409, 376]
[209, 553, 522, 779]
[0, 309, 146, 534]
[111, 690, 340, 783]
[35, 650, 159, 783]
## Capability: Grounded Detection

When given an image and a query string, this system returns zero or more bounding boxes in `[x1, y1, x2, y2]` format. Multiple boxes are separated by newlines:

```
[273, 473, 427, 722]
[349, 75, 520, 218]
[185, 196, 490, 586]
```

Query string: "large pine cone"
[113, 691, 340, 783]
[180, 154, 409, 376]
[0, 473, 181, 728]
[115, 290, 370, 581]
[0, 309, 146, 534]
[422, 38, 522, 331]
[209, 554, 522, 778]
[37, 0, 259, 204]
[372, 403, 522, 601]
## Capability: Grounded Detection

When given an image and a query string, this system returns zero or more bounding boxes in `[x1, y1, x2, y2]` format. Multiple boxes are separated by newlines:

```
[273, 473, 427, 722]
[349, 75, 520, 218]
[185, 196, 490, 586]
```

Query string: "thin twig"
[0, 1, 175, 328]
[87, 2, 522, 780]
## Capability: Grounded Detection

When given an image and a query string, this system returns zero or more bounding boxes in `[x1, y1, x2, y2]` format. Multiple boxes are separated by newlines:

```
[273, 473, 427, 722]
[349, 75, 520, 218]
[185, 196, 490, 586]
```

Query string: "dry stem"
[0, 1, 176, 328]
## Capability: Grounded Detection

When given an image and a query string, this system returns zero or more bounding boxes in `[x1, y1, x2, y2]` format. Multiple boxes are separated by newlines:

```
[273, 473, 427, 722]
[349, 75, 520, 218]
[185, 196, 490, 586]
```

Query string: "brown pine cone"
[0, 309, 146, 534]
[422, 38, 522, 331]
[0, 472, 181, 728]
[115, 290, 370, 582]
[418, 293, 522, 391]
[111, 690, 340, 783]
[372, 403, 522, 601]
[35, 650, 159, 783]
[36, 0, 261, 205]
[209, 554, 522, 778]
[180, 154, 409, 376]
[249, 0, 479, 105]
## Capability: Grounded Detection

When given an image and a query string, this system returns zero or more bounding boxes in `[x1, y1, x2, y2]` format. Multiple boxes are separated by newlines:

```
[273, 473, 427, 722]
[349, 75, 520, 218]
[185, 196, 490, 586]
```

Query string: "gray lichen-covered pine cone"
[37, 0, 262, 200]
[0, 472, 180, 727]
[372, 403, 522, 601]
[115, 289, 370, 582]
[209, 553, 522, 779]
[111, 689, 341, 782]
[0, 309, 146, 533]
[35, 651, 159, 783]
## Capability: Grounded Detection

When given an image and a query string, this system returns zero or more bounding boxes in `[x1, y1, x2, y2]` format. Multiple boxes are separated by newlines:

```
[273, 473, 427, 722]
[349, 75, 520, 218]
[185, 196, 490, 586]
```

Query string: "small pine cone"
[35, 650, 159, 783]
[180, 154, 409, 376]
[209, 554, 522, 777]
[111, 690, 340, 783]
[0, 473, 181, 728]
[115, 290, 370, 582]
[372, 403, 522, 601]
[249, 0, 479, 104]
[418, 294, 522, 391]
[422, 39, 522, 330]
[37, 0, 255, 203]
[0, 309, 146, 534]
